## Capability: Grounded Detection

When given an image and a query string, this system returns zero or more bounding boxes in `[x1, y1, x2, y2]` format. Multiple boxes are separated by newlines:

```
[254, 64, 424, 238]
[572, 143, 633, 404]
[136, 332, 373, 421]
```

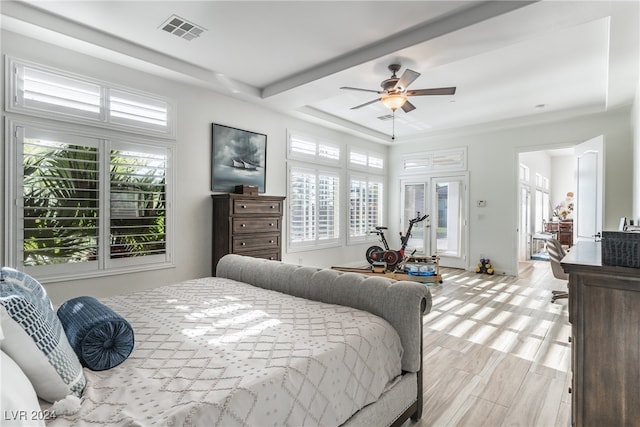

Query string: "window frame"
[347, 172, 384, 245]
[7, 57, 176, 138]
[5, 118, 175, 283]
[287, 162, 341, 252]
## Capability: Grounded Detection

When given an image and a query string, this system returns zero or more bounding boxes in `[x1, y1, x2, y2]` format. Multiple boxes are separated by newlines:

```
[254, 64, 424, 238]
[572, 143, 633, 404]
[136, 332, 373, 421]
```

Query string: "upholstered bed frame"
[216, 254, 433, 426]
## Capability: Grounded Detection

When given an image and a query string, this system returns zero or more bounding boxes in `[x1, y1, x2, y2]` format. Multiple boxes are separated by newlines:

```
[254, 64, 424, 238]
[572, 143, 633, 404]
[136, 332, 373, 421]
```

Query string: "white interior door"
[574, 136, 604, 241]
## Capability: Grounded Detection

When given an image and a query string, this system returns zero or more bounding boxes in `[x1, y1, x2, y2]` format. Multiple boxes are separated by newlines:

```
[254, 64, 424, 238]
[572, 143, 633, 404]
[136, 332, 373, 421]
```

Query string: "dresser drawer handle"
[269, 240, 274, 243]
[269, 256, 275, 260]
[270, 205, 275, 209]
[269, 223, 274, 227]
[241, 223, 246, 227]
[241, 205, 247, 209]
[241, 242, 246, 246]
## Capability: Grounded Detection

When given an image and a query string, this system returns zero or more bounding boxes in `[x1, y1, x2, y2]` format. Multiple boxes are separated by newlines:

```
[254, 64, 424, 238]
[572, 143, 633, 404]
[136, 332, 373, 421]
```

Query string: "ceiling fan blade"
[351, 98, 381, 110]
[401, 100, 416, 113]
[406, 87, 456, 96]
[394, 69, 420, 90]
[340, 86, 383, 94]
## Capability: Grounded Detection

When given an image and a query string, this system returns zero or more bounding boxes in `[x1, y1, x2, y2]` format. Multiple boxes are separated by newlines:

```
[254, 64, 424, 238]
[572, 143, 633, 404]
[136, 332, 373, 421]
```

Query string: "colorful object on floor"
[476, 258, 495, 275]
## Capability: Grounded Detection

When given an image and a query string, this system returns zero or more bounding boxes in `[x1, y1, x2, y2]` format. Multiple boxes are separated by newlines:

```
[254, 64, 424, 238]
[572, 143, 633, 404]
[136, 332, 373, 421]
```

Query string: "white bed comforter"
[49, 277, 403, 426]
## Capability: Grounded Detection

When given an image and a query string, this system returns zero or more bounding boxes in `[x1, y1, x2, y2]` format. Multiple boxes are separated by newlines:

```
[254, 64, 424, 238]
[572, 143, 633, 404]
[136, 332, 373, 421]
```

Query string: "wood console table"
[561, 241, 640, 427]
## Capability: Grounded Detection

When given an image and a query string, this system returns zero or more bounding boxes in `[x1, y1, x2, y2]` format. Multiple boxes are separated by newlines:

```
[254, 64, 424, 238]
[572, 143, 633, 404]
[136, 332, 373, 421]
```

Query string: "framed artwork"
[211, 123, 267, 193]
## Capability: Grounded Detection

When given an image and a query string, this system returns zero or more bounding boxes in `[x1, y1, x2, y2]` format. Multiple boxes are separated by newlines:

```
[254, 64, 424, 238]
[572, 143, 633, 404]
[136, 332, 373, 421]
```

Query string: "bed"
[1, 254, 432, 426]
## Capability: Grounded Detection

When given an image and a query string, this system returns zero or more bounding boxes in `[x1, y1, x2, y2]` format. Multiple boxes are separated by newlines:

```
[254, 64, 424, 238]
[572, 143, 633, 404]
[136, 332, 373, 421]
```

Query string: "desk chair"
[546, 238, 569, 302]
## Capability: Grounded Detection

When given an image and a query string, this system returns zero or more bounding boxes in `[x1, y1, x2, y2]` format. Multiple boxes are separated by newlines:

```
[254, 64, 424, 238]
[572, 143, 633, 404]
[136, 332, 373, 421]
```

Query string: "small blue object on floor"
[57, 296, 134, 371]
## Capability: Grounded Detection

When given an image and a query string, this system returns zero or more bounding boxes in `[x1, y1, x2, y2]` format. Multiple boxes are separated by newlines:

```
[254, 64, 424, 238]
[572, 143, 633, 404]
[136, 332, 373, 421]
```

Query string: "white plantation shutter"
[109, 89, 170, 133]
[20, 129, 100, 270]
[349, 148, 384, 171]
[11, 123, 172, 281]
[317, 172, 340, 240]
[349, 151, 368, 167]
[9, 58, 175, 137]
[288, 131, 340, 164]
[19, 65, 102, 120]
[290, 168, 316, 243]
[289, 166, 339, 247]
[349, 178, 367, 237]
[401, 148, 467, 173]
[109, 144, 168, 261]
[367, 180, 383, 232]
[349, 176, 383, 240]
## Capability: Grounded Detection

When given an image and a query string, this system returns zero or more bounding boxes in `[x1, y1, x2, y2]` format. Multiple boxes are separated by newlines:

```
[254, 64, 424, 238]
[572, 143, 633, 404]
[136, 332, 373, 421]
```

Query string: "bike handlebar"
[409, 214, 428, 224]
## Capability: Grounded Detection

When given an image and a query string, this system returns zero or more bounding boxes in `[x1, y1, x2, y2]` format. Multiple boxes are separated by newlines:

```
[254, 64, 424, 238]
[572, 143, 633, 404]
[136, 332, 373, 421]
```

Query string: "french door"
[401, 174, 468, 268]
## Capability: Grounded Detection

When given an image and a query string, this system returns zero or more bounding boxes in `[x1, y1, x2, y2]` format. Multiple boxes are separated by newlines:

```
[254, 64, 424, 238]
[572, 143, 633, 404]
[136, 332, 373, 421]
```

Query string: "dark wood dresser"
[561, 241, 640, 427]
[211, 194, 285, 274]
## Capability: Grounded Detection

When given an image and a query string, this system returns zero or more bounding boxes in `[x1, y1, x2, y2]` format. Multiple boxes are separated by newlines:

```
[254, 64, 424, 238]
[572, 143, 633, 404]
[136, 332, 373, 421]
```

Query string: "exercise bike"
[365, 213, 428, 270]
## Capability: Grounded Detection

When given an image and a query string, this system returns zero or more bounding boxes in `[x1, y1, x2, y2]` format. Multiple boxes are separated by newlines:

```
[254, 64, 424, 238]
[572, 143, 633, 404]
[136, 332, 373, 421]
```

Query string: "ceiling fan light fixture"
[381, 93, 407, 111]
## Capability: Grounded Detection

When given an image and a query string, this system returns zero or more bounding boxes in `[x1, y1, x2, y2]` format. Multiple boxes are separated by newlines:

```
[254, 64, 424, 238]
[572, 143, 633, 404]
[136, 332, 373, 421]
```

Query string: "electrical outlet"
[477, 200, 487, 207]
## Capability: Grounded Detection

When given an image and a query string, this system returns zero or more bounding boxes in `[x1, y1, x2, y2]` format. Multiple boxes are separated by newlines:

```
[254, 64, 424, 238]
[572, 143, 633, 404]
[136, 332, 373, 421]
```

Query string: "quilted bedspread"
[48, 277, 403, 426]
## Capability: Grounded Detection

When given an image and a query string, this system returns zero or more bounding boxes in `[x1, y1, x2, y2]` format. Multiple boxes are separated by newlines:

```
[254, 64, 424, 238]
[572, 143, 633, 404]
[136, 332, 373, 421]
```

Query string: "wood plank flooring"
[408, 260, 571, 427]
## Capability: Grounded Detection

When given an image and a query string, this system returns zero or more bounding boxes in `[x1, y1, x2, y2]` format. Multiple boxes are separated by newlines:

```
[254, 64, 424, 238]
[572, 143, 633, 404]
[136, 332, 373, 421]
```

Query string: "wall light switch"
[477, 200, 487, 207]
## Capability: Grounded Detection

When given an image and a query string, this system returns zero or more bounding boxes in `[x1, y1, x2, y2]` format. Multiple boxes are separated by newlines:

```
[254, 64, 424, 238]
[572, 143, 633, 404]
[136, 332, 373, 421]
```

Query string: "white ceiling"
[2, 0, 639, 144]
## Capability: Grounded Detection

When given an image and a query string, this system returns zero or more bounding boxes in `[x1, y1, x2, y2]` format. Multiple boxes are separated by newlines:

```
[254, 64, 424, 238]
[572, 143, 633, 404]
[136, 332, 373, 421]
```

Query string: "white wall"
[0, 31, 386, 303]
[389, 109, 634, 276]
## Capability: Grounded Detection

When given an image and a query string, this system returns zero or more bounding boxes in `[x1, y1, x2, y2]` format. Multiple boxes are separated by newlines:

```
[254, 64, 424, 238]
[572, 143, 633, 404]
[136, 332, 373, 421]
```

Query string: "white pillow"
[1, 350, 46, 427]
[0, 267, 85, 403]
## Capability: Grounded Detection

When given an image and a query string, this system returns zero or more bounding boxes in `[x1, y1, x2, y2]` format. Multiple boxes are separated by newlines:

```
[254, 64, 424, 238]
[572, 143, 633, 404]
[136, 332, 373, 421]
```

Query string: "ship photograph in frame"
[211, 123, 266, 193]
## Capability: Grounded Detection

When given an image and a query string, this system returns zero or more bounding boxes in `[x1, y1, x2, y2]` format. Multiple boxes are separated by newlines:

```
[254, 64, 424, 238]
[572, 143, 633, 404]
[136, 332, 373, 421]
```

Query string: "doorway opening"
[517, 147, 576, 270]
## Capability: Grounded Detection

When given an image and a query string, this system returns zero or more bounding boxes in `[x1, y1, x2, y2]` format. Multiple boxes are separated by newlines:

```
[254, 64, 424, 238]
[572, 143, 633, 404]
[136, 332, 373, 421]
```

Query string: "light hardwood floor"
[409, 260, 571, 427]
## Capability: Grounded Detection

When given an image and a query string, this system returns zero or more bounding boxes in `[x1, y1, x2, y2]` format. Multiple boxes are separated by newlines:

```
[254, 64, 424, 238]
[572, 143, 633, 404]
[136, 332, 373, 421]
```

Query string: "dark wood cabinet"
[544, 219, 573, 247]
[212, 194, 285, 274]
[561, 241, 640, 427]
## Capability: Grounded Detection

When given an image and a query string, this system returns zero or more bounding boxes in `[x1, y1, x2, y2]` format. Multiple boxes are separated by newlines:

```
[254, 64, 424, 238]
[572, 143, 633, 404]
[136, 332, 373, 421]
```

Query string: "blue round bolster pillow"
[57, 296, 134, 371]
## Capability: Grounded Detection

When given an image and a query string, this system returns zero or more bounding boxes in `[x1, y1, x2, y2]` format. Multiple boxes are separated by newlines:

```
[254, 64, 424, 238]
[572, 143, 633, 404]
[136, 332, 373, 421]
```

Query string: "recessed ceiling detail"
[160, 15, 205, 41]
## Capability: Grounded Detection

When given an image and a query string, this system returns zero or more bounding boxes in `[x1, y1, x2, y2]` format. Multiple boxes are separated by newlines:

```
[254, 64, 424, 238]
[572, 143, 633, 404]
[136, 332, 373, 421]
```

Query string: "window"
[287, 131, 340, 164]
[349, 148, 384, 171]
[349, 175, 383, 241]
[4, 59, 175, 281]
[7, 122, 172, 282]
[288, 166, 340, 248]
[402, 147, 466, 174]
[8, 58, 174, 137]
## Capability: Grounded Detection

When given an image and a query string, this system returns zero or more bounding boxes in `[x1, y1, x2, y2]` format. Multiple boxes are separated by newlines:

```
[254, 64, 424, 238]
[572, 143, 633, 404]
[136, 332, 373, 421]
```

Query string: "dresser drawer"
[240, 249, 281, 262]
[232, 217, 281, 234]
[232, 199, 282, 215]
[232, 234, 280, 252]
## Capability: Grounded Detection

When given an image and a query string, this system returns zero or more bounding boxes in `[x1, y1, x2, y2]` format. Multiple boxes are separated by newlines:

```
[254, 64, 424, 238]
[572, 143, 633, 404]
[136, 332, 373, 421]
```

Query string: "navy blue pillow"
[57, 296, 134, 371]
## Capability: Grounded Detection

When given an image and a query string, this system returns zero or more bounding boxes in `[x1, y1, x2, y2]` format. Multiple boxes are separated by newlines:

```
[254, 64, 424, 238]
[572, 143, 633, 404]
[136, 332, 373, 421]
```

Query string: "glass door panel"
[433, 178, 462, 257]
[402, 183, 427, 254]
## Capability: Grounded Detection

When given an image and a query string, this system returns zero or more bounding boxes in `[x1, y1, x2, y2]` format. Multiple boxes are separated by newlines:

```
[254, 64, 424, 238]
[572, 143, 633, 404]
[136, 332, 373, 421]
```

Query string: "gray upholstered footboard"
[216, 254, 432, 425]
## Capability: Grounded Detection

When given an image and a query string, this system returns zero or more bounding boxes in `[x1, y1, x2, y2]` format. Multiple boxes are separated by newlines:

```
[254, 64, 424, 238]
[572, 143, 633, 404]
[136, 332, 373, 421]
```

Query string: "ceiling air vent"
[160, 15, 206, 41]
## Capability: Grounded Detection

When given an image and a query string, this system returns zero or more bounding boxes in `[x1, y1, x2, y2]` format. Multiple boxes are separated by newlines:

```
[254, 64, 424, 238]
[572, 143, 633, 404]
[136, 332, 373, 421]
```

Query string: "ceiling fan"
[341, 64, 456, 113]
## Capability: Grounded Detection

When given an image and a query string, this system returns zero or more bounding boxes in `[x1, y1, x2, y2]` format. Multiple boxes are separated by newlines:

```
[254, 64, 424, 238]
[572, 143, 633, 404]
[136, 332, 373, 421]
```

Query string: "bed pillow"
[0, 267, 86, 403]
[1, 350, 46, 427]
[57, 296, 135, 371]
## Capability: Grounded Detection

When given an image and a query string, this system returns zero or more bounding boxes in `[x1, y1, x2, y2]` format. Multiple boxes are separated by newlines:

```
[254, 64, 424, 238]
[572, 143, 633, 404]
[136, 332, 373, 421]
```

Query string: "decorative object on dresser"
[211, 193, 285, 273]
[561, 241, 640, 426]
[211, 123, 267, 193]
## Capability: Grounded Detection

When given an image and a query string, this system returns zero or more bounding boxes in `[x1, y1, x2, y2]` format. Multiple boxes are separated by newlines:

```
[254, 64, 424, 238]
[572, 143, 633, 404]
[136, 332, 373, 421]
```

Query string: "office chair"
[546, 238, 569, 302]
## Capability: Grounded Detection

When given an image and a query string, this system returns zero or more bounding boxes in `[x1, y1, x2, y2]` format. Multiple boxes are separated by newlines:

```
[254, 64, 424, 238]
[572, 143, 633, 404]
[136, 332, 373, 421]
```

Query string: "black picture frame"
[211, 123, 267, 193]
